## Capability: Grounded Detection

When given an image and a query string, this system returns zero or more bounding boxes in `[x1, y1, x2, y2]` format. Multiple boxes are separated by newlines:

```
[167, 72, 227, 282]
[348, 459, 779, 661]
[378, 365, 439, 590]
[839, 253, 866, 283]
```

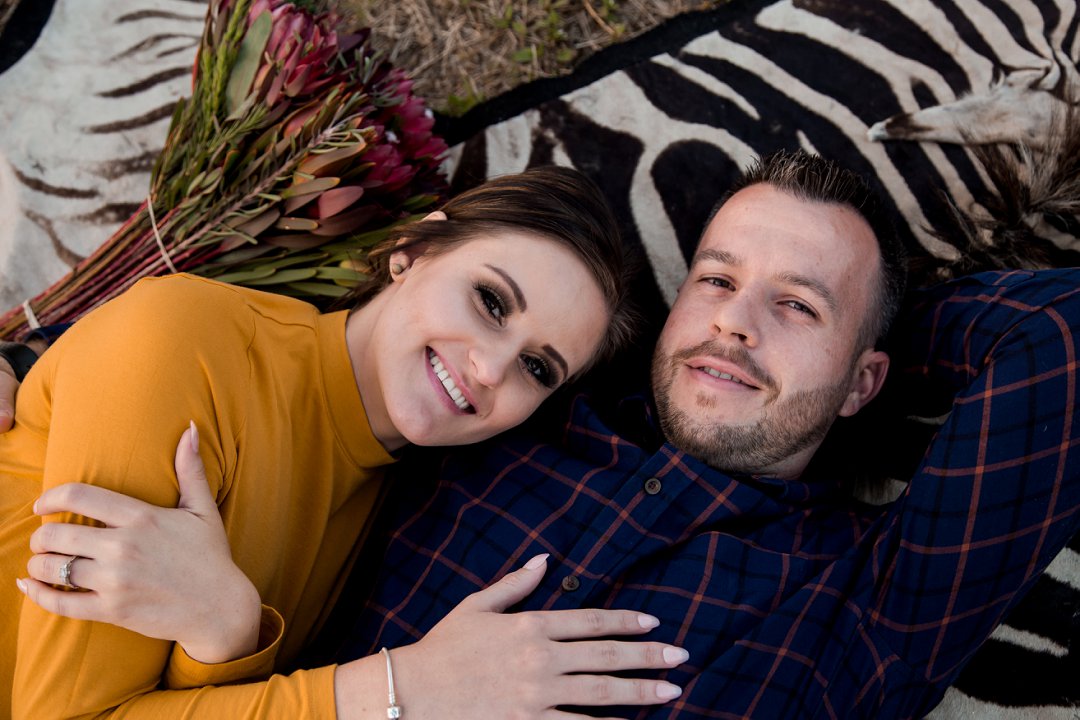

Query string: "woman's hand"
[336, 556, 688, 720]
[17, 423, 261, 664]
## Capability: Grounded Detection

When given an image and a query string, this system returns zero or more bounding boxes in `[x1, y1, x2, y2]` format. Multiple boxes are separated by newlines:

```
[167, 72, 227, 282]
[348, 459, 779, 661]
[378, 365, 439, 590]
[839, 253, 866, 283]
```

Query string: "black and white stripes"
[0, 0, 203, 308]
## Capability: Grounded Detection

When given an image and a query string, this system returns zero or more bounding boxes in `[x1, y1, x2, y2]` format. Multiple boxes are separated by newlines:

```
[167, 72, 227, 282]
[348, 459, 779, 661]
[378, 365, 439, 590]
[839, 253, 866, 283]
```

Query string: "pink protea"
[0, 0, 453, 337]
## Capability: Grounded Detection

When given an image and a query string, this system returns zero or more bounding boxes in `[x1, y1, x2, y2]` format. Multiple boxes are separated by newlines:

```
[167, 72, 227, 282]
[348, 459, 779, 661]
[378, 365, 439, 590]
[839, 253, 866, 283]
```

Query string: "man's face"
[651, 183, 888, 479]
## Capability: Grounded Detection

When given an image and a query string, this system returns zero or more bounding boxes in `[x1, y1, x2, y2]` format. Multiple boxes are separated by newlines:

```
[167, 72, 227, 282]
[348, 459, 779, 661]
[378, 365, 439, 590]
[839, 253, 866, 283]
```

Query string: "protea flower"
[0, 0, 448, 338]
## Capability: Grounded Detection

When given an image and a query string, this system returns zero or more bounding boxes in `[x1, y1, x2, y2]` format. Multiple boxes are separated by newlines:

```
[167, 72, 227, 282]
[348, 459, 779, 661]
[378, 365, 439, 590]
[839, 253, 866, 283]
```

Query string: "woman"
[0, 167, 686, 718]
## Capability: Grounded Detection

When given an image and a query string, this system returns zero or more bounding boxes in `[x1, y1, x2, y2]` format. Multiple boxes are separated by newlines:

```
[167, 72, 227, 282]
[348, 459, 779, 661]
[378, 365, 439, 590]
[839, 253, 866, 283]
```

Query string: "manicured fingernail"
[663, 647, 690, 664]
[32, 498, 39, 514]
[638, 614, 660, 629]
[189, 421, 199, 453]
[656, 683, 682, 700]
[15, 578, 26, 594]
[524, 553, 549, 570]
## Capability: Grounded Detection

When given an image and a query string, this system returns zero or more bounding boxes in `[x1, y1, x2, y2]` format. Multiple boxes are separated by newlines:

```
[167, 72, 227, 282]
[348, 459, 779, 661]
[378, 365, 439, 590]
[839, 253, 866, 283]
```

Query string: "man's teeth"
[701, 367, 746, 385]
[429, 351, 472, 410]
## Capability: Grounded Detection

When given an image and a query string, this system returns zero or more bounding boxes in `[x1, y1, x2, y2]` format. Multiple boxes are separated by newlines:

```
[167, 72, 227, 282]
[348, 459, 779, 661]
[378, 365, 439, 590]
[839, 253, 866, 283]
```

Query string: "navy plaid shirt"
[322, 269, 1080, 719]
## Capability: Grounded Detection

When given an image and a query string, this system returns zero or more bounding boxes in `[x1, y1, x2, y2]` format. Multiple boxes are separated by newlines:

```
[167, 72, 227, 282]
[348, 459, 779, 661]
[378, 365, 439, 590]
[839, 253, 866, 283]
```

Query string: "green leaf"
[285, 281, 351, 297]
[315, 266, 365, 281]
[213, 266, 278, 284]
[225, 11, 273, 116]
[280, 177, 341, 199]
[245, 268, 318, 285]
[512, 48, 535, 63]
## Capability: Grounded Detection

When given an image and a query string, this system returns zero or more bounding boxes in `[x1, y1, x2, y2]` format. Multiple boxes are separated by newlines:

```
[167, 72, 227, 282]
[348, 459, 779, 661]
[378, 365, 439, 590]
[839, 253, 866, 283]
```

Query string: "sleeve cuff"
[164, 604, 285, 689]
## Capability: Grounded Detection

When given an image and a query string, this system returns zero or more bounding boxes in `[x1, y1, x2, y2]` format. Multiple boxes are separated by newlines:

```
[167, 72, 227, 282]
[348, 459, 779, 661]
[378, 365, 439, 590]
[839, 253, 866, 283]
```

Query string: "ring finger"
[26, 552, 94, 591]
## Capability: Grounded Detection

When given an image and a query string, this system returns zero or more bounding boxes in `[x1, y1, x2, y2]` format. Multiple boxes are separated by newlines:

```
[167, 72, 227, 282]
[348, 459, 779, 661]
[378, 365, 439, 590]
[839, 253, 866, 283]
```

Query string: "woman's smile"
[427, 348, 476, 414]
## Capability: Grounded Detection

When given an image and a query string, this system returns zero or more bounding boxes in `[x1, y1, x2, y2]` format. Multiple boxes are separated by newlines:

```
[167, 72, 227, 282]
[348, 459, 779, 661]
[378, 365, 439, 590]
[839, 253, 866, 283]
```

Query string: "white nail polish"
[523, 553, 549, 570]
[663, 647, 689, 664]
[656, 683, 682, 700]
[15, 578, 26, 594]
[638, 614, 660, 629]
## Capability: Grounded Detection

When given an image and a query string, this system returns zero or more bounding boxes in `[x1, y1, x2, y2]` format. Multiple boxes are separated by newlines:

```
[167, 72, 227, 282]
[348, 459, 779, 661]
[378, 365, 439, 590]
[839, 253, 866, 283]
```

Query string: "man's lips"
[670, 340, 775, 392]
[685, 359, 761, 389]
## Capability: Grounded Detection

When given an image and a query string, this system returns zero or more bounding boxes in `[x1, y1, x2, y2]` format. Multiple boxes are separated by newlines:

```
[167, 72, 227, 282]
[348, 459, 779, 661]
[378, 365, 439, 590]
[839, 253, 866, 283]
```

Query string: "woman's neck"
[343, 294, 407, 453]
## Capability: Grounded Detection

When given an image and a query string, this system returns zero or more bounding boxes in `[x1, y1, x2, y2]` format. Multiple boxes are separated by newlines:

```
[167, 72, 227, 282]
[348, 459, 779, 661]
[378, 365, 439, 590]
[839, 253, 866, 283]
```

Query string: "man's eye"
[703, 277, 734, 290]
[477, 284, 506, 322]
[521, 355, 554, 388]
[784, 300, 816, 317]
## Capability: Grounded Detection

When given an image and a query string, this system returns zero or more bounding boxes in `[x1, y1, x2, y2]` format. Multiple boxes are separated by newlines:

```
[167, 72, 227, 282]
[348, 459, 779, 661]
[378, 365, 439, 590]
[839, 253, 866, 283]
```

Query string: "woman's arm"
[24, 433, 689, 719]
[21, 424, 261, 664]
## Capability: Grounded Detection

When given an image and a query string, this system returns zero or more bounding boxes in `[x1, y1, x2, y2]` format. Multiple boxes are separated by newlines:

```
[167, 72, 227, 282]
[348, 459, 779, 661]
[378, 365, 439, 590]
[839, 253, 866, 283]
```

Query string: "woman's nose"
[470, 344, 514, 387]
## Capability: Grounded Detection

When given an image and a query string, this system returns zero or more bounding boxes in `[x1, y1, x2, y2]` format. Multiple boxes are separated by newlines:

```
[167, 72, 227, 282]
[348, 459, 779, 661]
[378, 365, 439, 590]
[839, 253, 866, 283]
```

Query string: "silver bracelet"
[380, 647, 402, 719]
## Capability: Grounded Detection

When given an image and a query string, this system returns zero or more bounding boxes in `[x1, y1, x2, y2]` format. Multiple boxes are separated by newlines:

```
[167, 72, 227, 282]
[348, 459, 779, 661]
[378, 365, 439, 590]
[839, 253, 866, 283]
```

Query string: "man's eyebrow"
[485, 264, 526, 311]
[543, 344, 569, 380]
[691, 248, 739, 267]
[778, 271, 838, 313]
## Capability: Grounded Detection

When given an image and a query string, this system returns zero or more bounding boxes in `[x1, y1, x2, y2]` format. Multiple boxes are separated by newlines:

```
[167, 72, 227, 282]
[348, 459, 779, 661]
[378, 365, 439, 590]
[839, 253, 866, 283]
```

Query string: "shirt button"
[561, 575, 581, 592]
[644, 477, 662, 495]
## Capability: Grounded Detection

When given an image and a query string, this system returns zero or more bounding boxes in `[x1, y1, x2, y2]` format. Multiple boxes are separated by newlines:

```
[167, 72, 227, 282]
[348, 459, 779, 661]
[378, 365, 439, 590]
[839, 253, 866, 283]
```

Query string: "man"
[314, 151, 1080, 718]
[4, 151, 1079, 718]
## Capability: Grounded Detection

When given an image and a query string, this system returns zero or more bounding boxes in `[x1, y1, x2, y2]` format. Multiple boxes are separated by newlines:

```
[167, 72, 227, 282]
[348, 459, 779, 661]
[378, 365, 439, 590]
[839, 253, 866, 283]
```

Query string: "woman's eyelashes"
[521, 354, 555, 388]
[476, 282, 508, 323]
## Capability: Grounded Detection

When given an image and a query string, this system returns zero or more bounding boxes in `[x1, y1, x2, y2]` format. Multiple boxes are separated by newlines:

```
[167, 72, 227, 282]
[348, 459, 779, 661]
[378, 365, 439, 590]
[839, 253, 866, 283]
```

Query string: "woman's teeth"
[429, 351, 472, 411]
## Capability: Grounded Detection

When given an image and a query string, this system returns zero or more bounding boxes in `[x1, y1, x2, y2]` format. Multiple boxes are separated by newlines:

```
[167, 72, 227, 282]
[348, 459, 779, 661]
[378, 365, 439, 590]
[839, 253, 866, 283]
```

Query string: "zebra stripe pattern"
[0, 0, 203, 309]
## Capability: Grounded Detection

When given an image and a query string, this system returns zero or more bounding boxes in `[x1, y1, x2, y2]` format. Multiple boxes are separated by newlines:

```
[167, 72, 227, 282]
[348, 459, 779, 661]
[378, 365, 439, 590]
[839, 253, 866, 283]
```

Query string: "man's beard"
[651, 341, 853, 476]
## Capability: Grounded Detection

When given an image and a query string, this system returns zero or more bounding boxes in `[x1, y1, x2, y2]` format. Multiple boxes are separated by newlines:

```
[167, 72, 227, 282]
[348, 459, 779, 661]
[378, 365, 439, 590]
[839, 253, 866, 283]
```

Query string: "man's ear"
[839, 349, 889, 417]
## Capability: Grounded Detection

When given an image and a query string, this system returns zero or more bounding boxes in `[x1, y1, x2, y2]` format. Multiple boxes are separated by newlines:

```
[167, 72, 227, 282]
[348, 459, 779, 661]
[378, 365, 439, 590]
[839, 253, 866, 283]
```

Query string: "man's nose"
[711, 295, 758, 347]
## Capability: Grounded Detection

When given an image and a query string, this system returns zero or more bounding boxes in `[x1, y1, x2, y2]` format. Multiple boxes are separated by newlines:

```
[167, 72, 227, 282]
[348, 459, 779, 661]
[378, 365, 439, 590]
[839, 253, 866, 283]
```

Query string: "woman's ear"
[389, 211, 445, 281]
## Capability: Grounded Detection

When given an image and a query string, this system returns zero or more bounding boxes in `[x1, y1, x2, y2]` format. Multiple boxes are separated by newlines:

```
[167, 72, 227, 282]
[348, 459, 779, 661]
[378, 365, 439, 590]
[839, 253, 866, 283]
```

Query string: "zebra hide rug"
[1, 0, 1078, 717]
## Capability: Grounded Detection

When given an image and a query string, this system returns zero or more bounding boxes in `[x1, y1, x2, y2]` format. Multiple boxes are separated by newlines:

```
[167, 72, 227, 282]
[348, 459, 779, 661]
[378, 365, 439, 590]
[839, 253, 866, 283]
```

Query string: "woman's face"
[352, 229, 610, 450]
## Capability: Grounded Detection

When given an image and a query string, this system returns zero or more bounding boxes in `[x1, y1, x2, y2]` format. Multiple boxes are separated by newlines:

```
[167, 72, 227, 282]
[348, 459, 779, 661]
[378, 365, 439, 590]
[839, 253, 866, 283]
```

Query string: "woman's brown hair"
[341, 166, 637, 376]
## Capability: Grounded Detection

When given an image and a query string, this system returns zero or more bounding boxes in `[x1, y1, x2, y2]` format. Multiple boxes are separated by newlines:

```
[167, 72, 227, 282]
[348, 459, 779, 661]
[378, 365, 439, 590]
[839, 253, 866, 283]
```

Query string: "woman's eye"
[521, 355, 554, 388]
[477, 284, 507, 322]
[783, 300, 816, 317]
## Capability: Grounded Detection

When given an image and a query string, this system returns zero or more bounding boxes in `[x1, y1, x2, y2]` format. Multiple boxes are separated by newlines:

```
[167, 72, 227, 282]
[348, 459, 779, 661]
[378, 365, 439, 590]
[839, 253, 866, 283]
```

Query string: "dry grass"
[341, 0, 720, 114]
[0, 0, 716, 114]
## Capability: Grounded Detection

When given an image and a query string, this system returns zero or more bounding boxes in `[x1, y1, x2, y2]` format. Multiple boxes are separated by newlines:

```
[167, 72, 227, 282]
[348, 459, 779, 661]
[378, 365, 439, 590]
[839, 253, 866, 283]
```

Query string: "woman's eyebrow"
[544, 344, 569, 379]
[485, 264, 526, 311]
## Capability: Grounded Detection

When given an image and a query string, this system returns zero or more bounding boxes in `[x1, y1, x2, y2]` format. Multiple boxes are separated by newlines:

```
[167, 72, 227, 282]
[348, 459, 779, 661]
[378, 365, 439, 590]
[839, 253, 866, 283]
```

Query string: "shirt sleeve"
[164, 604, 285, 689]
[10, 276, 340, 720]
[868, 269, 1080, 686]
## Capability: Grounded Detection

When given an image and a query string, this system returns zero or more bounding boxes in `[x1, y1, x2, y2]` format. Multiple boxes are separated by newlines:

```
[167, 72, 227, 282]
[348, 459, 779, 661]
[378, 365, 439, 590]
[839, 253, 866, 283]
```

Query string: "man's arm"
[870, 269, 1080, 694]
[0, 336, 54, 432]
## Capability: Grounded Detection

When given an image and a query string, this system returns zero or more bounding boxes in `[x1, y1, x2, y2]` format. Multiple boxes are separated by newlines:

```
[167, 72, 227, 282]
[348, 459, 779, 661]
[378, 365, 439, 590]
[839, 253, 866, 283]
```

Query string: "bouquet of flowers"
[0, 0, 447, 340]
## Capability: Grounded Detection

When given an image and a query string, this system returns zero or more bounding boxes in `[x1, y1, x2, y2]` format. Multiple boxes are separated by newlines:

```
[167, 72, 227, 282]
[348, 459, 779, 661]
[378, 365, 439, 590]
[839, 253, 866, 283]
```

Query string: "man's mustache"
[670, 341, 777, 391]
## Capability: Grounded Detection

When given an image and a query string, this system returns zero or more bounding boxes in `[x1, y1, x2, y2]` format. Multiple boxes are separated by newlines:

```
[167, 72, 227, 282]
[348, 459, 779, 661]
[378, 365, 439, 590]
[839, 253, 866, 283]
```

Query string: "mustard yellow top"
[0, 274, 394, 719]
